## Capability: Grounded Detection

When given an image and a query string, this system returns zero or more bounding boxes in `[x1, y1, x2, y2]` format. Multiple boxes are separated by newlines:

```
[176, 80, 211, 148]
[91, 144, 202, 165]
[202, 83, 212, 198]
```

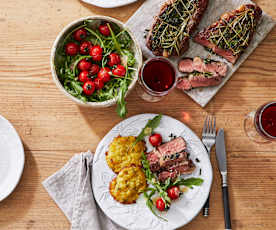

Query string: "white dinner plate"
[92, 114, 213, 230]
[0, 115, 24, 201]
[81, 0, 138, 8]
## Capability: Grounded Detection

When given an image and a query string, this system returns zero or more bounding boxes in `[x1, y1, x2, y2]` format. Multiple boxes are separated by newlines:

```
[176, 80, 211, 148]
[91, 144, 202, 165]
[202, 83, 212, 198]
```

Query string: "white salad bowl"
[50, 16, 142, 108]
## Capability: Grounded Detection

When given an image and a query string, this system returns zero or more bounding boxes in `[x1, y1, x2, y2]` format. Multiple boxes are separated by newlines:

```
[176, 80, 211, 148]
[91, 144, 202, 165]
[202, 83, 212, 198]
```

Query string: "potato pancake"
[106, 136, 145, 174]
[109, 166, 147, 204]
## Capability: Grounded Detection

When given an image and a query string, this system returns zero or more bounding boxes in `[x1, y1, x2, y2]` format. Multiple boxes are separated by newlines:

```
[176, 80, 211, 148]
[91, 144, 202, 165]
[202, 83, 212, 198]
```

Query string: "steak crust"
[146, 0, 208, 57]
[194, 4, 262, 64]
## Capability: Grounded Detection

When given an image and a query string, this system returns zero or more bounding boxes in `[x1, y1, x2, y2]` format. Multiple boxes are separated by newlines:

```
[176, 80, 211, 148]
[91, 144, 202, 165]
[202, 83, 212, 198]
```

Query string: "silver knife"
[216, 129, 232, 230]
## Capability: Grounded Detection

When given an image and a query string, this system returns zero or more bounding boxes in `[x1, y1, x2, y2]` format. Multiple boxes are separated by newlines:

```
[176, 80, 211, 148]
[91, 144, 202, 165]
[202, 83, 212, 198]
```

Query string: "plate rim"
[0, 115, 25, 202]
[92, 113, 213, 229]
[81, 0, 138, 8]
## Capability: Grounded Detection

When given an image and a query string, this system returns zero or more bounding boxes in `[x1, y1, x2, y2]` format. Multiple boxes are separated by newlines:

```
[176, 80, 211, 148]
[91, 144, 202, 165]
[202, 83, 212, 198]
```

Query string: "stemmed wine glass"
[136, 57, 176, 102]
[244, 101, 276, 143]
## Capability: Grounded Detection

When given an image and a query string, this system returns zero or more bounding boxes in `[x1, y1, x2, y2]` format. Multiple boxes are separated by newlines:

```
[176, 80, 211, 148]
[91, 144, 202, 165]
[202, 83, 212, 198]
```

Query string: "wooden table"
[0, 0, 276, 229]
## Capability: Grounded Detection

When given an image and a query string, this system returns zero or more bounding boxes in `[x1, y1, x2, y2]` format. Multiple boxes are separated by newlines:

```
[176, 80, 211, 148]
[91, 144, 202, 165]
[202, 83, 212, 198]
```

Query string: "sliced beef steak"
[177, 73, 222, 90]
[178, 57, 227, 77]
[146, 0, 208, 57]
[177, 56, 227, 90]
[194, 4, 262, 64]
[158, 160, 196, 182]
[157, 137, 186, 156]
[147, 137, 187, 173]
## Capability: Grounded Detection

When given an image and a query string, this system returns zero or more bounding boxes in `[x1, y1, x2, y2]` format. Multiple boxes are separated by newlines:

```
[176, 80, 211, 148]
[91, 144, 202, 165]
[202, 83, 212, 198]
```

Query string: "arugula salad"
[134, 114, 204, 220]
[55, 20, 138, 118]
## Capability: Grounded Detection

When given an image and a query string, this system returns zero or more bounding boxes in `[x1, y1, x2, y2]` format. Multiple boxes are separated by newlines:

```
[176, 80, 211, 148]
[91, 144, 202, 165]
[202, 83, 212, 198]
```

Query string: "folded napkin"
[42, 151, 124, 230]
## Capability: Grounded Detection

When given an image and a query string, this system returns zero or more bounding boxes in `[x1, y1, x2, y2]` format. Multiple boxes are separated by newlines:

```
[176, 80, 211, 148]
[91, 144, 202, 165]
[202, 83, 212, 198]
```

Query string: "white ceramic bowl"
[50, 16, 142, 108]
[81, 0, 138, 8]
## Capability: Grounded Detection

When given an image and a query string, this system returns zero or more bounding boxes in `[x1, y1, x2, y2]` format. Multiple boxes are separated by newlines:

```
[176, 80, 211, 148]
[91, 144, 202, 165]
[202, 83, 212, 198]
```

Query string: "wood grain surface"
[0, 0, 276, 229]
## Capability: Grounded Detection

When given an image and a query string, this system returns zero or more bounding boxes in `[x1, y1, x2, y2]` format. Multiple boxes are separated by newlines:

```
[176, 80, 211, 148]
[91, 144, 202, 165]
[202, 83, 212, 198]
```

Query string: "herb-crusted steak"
[146, 0, 209, 57]
[177, 56, 227, 90]
[194, 4, 262, 64]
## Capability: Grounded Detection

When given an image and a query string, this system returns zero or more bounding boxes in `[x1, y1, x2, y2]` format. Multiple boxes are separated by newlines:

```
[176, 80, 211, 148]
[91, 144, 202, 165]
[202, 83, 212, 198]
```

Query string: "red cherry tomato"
[112, 65, 126, 77]
[98, 67, 111, 83]
[90, 45, 103, 61]
[83, 81, 95, 95]
[89, 64, 100, 76]
[156, 198, 165, 211]
[99, 24, 110, 36]
[79, 41, 92, 55]
[108, 53, 121, 67]
[149, 133, 162, 147]
[78, 70, 89, 83]
[78, 59, 92, 71]
[167, 186, 180, 200]
[94, 78, 104, 90]
[65, 42, 79, 56]
[73, 28, 87, 41]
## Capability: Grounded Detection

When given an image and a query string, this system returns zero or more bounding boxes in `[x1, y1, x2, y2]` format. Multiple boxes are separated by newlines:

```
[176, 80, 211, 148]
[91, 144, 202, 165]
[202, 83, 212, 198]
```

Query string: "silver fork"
[201, 115, 216, 217]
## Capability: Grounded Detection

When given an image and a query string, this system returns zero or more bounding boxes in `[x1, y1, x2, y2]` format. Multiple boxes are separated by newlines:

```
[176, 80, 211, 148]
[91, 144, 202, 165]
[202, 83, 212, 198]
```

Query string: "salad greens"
[142, 152, 204, 220]
[136, 114, 204, 220]
[55, 20, 137, 118]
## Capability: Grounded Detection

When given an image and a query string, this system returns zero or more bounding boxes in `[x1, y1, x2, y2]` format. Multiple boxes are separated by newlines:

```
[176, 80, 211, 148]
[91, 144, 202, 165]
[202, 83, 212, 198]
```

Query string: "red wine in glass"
[137, 57, 176, 102]
[255, 102, 276, 140]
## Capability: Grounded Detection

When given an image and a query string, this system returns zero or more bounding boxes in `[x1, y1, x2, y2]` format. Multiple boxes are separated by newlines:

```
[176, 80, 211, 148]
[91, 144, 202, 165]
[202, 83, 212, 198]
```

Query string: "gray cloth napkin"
[42, 151, 124, 230]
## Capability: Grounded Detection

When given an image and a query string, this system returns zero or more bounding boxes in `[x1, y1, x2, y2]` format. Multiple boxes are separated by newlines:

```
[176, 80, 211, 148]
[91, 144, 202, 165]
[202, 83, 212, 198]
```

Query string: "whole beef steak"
[146, 0, 208, 57]
[194, 4, 262, 64]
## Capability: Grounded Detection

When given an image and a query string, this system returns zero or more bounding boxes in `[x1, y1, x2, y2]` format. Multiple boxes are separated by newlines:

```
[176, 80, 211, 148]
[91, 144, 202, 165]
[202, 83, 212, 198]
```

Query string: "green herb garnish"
[132, 114, 162, 147]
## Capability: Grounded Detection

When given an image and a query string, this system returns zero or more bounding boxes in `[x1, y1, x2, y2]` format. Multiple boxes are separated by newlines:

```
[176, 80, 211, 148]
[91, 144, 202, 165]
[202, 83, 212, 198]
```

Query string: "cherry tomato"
[167, 186, 180, 200]
[149, 133, 162, 146]
[89, 64, 100, 76]
[108, 53, 121, 67]
[78, 70, 89, 83]
[83, 81, 95, 95]
[94, 78, 104, 90]
[73, 28, 87, 41]
[98, 67, 111, 83]
[90, 45, 103, 61]
[65, 42, 79, 56]
[79, 41, 92, 55]
[112, 65, 126, 77]
[156, 198, 165, 211]
[99, 24, 110, 36]
[78, 59, 92, 71]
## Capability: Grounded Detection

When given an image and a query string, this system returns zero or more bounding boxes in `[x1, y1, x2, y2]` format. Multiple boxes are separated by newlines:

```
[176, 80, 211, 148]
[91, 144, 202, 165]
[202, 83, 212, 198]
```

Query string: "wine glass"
[244, 101, 276, 143]
[136, 57, 176, 102]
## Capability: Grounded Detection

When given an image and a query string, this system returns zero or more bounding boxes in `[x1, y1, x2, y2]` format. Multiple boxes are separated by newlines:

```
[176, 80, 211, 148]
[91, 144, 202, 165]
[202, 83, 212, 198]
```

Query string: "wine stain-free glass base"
[244, 111, 271, 144]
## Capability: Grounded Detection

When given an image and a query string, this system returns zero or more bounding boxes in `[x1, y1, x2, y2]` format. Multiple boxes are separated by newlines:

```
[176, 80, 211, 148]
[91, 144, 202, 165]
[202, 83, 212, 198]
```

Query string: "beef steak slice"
[194, 4, 262, 64]
[177, 56, 227, 90]
[147, 137, 187, 172]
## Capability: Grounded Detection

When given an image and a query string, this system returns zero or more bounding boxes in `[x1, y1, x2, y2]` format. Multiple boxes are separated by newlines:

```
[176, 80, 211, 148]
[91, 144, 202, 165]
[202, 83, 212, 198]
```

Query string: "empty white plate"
[0, 115, 24, 201]
[81, 0, 138, 8]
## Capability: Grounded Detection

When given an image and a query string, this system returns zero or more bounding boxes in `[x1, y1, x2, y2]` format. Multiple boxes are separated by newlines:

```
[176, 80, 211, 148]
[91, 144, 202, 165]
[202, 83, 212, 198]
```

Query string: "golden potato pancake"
[106, 136, 145, 174]
[109, 166, 147, 204]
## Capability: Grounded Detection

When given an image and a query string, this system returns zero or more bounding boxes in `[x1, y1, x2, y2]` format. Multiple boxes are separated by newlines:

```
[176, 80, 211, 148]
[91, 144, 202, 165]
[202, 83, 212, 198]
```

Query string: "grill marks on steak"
[146, 0, 208, 57]
[146, 137, 195, 181]
[194, 4, 262, 64]
[176, 56, 228, 90]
